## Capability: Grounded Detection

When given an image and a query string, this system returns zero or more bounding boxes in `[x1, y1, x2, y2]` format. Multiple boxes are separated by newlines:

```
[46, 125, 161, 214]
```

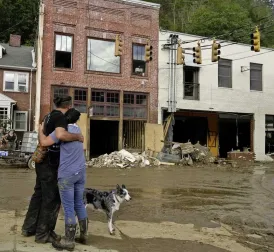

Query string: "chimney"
[9, 34, 21, 47]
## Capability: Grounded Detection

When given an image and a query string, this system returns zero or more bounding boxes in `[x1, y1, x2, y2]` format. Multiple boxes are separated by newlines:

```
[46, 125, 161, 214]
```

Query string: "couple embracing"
[22, 96, 88, 251]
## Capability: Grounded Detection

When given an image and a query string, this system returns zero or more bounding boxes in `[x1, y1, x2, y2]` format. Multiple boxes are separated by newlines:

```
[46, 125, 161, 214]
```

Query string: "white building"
[158, 31, 274, 161]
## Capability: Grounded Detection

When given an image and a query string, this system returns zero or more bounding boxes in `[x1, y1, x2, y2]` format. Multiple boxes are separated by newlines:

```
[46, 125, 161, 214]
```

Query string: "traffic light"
[211, 40, 221, 62]
[176, 44, 185, 65]
[251, 27, 260, 52]
[145, 43, 153, 62]
[115, 35, 123, 57]
[193, 42, 202, 64]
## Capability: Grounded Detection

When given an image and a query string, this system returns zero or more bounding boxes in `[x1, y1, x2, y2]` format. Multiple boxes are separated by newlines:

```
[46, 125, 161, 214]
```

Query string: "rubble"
[87, 141, 217, 168]
[159, 141, 216, 165]
[86, 149, 152, 168]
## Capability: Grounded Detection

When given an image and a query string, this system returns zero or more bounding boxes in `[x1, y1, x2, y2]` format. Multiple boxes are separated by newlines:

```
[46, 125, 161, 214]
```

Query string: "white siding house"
[158, 31, 274, 161]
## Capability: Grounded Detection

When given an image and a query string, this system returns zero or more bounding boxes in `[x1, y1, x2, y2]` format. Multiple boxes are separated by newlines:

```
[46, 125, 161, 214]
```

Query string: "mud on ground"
[0, 164, 274, 252]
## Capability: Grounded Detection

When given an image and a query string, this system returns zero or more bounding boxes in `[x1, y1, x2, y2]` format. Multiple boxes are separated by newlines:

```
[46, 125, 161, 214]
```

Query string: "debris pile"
[87, 149, 152, 168]
[158, 141, 216, 165]
[87, 142, 216, 168]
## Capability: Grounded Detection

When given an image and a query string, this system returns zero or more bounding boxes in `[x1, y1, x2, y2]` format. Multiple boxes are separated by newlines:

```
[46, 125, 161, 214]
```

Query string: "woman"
[39, 108, 88, 251]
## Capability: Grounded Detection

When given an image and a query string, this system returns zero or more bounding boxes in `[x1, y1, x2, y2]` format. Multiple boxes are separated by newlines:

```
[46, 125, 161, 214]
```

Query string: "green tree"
[146, 0, 274, 47]
[0, 0, 39, 45]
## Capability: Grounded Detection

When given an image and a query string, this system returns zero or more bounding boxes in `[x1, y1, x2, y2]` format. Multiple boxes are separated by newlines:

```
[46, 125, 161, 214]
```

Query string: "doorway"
[219, 114, 251, 158]
[173, 116, 208, 146]
[90, 120, 119, 157]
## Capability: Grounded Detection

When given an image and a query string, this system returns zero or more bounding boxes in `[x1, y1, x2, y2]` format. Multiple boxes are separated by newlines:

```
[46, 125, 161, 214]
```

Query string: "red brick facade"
[40, 0, 159, 123]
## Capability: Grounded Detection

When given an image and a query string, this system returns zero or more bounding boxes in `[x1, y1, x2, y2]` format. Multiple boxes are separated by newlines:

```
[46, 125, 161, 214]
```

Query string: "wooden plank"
[86, 88, 91, 160]
[145, 123, 164, 153]
[118, 90, 123, 150]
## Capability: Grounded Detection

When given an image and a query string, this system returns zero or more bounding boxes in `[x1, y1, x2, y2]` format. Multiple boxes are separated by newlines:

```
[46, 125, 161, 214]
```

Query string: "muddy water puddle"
[0, 165, 274, 251]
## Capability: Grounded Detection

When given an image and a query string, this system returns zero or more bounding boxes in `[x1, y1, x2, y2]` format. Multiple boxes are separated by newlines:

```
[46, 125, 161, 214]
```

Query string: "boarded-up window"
[123, 93, 147, 119]
[250, 63, 262, 91]
[218, 59, 232, 88]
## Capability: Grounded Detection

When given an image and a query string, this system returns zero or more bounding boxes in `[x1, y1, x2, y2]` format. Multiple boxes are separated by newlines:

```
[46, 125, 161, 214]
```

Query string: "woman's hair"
[53, 96, 72, 108]
[65, 108, 81, 124]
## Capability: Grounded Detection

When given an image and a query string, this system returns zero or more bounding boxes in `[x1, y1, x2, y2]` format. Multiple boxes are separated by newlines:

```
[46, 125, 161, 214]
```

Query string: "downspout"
[29, 68, 33, 131]
[34, 3, 45, 132]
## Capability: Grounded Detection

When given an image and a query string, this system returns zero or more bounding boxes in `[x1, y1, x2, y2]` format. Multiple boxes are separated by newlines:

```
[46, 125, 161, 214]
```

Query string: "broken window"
[55, 34, 72, 69]
[183, 67, 199, 100]
[132, 44, 146, 76]
[123, 93, 147, 119]
[91, 90, 120, 117]
[74, 89, 87, 113]
[218, 59, 232, 88]
[250, 63, 262, 91]
[87, 39, 120, 73]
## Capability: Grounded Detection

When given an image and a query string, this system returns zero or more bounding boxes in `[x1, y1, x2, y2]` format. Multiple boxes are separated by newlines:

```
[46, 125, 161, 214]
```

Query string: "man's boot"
[75, 218, 88, 244]
[52, 224, 76, 251]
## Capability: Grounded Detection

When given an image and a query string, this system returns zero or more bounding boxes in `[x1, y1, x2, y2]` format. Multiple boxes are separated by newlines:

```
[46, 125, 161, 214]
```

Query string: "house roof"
[0, 93, 16, 103]
[0, 43, 34, 69]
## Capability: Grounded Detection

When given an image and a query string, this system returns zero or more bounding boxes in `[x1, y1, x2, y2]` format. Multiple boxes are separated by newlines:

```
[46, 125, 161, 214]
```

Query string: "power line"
[159, 47, 274, 70]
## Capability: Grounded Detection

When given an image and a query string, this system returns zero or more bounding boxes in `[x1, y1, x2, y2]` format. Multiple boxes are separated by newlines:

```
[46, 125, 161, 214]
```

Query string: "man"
[22, 96, 84, 243]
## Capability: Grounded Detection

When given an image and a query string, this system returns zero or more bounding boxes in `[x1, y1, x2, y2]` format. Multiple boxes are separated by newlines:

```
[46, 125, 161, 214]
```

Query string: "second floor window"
[55, 34, 73, 69]
[250, 63, 262, 91]
[218, 59, 232, 88]
[132, 44, 146, 76]
[87, 39, 120, 73]
[3, 71, 28, 92]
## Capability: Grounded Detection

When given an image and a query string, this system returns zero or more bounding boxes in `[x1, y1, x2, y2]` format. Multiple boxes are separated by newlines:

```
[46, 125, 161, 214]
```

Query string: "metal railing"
[183, 82, 200, 100]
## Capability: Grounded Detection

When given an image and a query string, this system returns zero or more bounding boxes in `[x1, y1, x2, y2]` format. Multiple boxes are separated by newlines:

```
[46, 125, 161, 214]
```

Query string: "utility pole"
[34, 3, 44, 132]
[167, 34, 178, 113]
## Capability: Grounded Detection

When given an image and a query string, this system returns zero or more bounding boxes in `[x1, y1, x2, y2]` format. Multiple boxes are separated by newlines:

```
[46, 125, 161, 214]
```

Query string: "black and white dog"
[83, 184, 131, 235]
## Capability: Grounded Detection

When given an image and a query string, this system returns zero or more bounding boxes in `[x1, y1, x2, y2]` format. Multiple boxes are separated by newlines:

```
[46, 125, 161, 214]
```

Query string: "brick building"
[0, 35, 36, 139]
[39, 0, 160, 157]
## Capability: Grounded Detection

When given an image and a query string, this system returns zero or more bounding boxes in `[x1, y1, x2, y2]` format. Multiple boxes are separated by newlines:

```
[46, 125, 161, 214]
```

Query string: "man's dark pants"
[22, 155, 61, 242]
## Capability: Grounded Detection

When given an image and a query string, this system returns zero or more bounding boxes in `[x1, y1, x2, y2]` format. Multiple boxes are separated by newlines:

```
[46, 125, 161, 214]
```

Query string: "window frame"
[3, 71, 29, 93]
[250, 63, 263, 91]
[14, 111, 28, 131]
[54, 33, 74, 69]
[218, 58, 232, 88]
[74, 88, 87, 113]
[132, 43, 148, 77]
[123, 92, 148, 120]
[86, 37, 121, 74]
[90, 90, 120, 118]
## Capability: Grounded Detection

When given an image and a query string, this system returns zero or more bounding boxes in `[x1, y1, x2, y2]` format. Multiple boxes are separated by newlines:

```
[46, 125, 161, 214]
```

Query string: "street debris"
[86, 149, 153, 168]
[159, 141, 216, 166]
[87, 141, 217, 168]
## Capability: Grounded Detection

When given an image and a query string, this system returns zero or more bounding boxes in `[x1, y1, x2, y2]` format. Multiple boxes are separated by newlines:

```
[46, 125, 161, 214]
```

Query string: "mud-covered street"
[0, 164, 274, 252]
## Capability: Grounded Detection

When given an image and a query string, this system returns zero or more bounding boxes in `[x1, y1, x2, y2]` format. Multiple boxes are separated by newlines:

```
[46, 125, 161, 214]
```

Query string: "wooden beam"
[86, 88, 91, 160]
[118, 90, 124, 150]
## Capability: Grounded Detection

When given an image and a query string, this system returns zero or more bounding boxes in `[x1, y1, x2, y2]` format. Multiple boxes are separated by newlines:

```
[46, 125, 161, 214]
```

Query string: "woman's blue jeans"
[58, 170, 87, 225]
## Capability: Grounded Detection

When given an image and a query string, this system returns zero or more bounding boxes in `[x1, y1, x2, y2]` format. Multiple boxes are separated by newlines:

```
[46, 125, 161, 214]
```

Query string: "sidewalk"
[0, 210, 119, 252]
[0, 209, 254, 252]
